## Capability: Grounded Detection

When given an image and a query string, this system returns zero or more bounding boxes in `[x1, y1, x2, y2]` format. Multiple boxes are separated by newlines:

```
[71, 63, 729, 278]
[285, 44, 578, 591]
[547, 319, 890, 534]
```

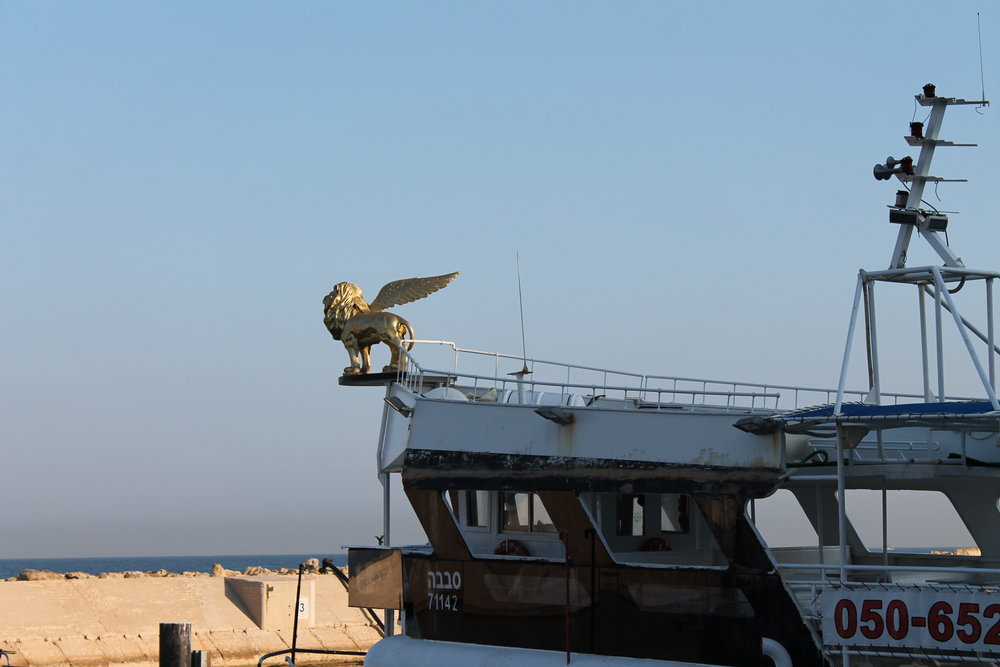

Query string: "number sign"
[426, 570, 462, 613]
[822, 587, 1000, 654]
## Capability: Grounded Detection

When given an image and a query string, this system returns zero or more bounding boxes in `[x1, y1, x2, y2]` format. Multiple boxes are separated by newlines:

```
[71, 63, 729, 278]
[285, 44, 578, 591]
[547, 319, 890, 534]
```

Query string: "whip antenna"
[513, 252, 531, 376]
[978, 12, 989, 113]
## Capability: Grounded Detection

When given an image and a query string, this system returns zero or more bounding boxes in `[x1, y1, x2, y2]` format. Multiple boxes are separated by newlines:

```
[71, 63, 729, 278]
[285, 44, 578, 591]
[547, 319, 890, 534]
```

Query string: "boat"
[341, 85, 999, 666]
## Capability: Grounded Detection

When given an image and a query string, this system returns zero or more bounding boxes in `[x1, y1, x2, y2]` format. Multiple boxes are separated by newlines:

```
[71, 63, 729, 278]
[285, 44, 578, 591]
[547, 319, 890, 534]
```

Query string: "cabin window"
[845, 490, 976, 553]
[440, 490, 462, 527]
[616, 494, 645, 536]
[661, 494, 689, 533]
[465, 490, 491, 528]
[532, 494, 557, 532]
[751, 489, 818, 547]
[502, 492, 530, 531]
[501, 492, 556, 533]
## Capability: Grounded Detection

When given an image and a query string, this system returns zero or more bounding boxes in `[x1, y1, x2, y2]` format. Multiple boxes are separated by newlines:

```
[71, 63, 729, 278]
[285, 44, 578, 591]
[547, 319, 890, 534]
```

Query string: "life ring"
[639, 537, 671, 552]
[494, 539, 530, 556]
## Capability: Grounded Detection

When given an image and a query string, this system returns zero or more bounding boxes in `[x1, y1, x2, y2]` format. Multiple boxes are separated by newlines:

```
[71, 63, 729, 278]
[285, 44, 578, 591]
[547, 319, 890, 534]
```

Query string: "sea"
[0, 553, 347, 580]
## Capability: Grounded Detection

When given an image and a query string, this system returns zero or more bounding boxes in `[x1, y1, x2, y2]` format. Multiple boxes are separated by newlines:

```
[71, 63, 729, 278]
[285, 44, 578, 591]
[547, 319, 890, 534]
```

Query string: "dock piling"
[159, 622, 192, 667]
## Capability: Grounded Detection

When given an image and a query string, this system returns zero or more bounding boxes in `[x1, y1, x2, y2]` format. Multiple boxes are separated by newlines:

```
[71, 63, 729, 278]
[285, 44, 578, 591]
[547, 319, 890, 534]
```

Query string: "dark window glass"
[465, 490, 490, 527]
[616, 494, 644, 536]
[502, 492, 531, 532]
[661, 494, 689, 533]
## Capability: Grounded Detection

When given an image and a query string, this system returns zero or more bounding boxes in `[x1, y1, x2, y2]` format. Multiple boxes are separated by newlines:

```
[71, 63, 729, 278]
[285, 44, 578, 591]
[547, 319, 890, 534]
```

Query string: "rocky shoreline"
[8, 557, 341, 582]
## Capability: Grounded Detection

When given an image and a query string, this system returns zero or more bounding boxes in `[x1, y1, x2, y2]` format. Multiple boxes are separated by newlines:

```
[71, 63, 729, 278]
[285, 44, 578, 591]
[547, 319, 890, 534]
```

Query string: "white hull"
[364, 635, 718, 667]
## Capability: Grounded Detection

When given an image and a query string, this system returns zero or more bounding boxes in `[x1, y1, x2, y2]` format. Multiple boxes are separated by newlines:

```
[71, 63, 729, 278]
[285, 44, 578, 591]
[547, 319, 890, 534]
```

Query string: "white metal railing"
[780, 562, 1000, 581]
[805, 437, 948, 463]
[393, 341, 976, 412]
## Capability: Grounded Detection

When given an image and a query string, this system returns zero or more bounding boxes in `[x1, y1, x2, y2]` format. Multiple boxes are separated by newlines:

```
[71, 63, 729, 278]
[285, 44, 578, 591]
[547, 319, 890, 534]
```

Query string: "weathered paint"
[406, 399, 782, 472]
[402, 449, 781, 497]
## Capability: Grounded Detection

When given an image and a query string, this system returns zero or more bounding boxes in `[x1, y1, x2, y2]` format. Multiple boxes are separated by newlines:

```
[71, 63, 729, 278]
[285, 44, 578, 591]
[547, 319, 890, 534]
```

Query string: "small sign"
[822, 587, 1000, 655]
[426, 570, 462, 613]
[297, 597, 309, 619]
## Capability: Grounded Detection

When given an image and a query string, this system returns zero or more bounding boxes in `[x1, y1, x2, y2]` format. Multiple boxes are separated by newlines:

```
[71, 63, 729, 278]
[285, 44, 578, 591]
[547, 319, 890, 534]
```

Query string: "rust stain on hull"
[403, 449, 780, 497]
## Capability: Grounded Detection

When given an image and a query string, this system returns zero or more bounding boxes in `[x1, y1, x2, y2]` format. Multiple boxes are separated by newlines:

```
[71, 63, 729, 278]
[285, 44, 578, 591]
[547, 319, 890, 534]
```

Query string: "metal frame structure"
[799, 88, 998, 666]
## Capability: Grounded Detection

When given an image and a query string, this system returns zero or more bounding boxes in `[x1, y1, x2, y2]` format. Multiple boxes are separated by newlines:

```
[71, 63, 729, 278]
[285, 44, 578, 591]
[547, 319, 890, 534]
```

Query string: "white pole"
[889, 97, 947, 270]
[909, 100, 947, 206]
[835, 274, 866, 415]
[867, 281, 881, 403]
[933, 268, 1000, 409]
[925, 285, 1000, 354]
[919, 285, 932, 401]
[882, 488, 888, 571]
[989, 278, 996, 391]
[835, 426, 848, 586]
[377, 385, 395, 637]
[381, 473, 395, 636]
[816, 485, 824, 566]
[836, 425, 851, 667]
[935, 277, 945, 402]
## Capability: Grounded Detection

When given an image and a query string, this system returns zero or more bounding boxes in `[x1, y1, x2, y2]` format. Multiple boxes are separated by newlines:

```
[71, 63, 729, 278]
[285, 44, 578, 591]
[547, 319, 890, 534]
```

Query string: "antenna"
[977, 12, 988, 113]
[512, 252, 531, 377]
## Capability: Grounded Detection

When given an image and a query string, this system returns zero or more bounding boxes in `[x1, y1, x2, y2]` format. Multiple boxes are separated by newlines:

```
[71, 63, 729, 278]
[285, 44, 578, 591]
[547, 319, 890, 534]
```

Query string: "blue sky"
[3, 2, 998, 557]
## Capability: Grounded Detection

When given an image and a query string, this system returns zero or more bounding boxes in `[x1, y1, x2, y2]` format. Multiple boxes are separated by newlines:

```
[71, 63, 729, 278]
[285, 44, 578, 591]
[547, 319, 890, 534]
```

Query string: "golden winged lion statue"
[323, 272, 458, 375]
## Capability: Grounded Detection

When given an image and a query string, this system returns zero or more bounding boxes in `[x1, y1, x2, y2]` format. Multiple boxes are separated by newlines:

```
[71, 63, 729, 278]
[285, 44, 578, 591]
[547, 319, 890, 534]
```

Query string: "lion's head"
[322, 282, 371, 340]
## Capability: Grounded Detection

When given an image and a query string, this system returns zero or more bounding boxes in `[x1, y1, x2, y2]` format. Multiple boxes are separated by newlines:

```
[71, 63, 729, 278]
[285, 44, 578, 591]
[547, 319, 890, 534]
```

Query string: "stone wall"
[0, 568, 380, 666]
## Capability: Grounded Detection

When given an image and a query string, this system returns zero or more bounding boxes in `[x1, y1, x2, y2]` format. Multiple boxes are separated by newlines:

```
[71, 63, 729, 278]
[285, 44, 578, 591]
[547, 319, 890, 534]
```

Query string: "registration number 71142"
[426, 570, 462, 613]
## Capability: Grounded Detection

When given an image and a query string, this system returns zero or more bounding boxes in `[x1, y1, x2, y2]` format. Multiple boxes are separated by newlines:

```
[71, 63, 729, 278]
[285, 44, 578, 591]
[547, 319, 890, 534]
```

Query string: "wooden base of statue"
[338, 372, 456, 390]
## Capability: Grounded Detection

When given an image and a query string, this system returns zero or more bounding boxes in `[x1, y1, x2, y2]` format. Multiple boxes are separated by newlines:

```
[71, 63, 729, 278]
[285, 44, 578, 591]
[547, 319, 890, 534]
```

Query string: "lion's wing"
[368, 272, 459, 312]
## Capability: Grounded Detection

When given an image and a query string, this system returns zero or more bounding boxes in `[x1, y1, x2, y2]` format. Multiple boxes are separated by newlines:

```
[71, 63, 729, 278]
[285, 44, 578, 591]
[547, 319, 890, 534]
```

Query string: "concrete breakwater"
[0, 561, 380, 666]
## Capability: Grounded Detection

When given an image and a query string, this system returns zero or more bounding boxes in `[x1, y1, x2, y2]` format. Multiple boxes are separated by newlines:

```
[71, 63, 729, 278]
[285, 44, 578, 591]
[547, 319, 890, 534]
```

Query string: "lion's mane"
[323, 282, 371, 340]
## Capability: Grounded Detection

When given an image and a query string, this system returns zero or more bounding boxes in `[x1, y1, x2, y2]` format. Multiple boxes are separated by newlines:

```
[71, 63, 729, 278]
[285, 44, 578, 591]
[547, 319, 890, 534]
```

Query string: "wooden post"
[159, 622, 192, 667]
[190, 650, 211, 667]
